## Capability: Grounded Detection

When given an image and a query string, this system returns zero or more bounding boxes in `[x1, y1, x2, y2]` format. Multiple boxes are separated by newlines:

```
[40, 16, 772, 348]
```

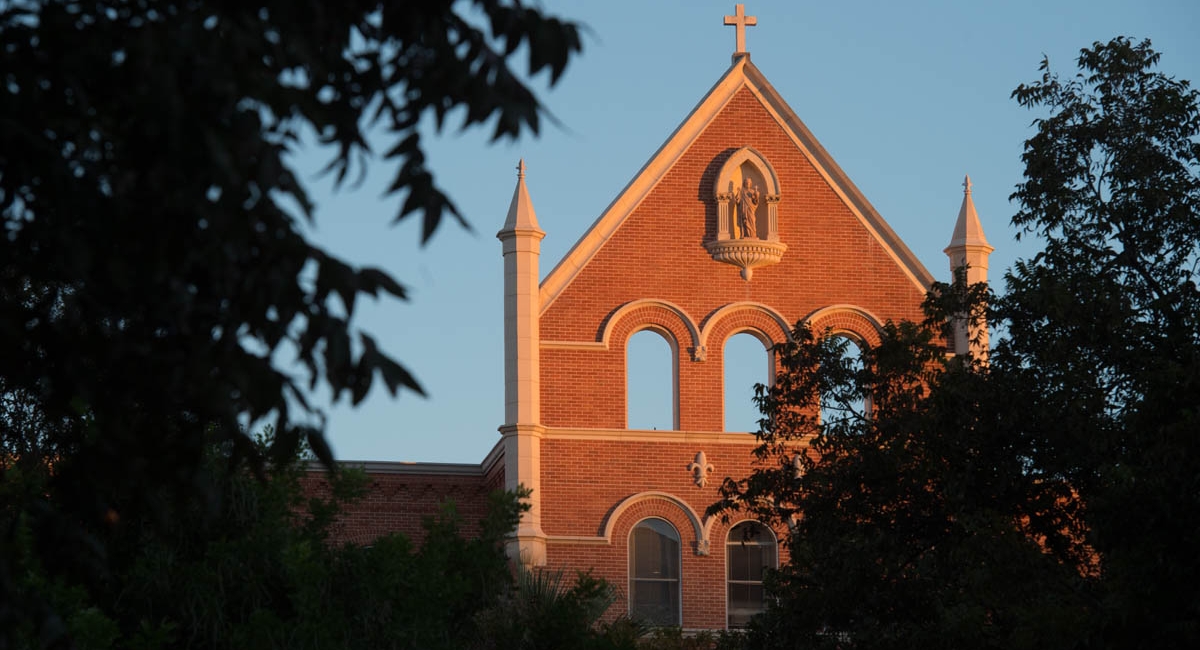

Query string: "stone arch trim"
[710, 516, 791, 570]
[717, 516, 781, 545]
[619, 322, 681, 431]
[620, 323, 681, 359]
[711, 147, 784, 248]
[801, 304, 885, 348]
[699, 302, 792, 355]
[538, 59, 936, 315]
[701, 515, 785, 556]
[602, 491, 707, 551]
[714, 147, 781, 197]
[600, 299, 703, 360]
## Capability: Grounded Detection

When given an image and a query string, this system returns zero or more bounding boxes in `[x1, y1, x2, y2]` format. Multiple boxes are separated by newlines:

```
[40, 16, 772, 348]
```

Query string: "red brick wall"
[539, 436, 791, 628]
[540, 87, 926, 430]
[531, 86, 928, 628]
[546, 498, 789, 628]
[321, 81, 930, 632]
[305, 470, 492, 546]
[484, 452, 506, 493]
[539, 438, 752, 537]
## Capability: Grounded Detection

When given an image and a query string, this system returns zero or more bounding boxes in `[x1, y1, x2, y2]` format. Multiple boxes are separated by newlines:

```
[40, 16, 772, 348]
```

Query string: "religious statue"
[734, 177, 760, 239]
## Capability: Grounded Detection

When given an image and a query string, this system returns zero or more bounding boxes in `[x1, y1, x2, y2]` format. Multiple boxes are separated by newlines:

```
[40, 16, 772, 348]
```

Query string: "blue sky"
[294, 1, 1200, 463]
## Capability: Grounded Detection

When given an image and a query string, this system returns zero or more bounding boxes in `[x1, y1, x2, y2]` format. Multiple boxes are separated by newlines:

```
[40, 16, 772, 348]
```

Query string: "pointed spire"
[945, 174, 993, 253]
[943, 175, 994, 360]
[502, 158, 541, 232]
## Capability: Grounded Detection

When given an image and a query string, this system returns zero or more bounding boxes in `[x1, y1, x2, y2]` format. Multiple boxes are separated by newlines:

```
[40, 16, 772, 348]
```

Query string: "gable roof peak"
[537, 44, 936, 311]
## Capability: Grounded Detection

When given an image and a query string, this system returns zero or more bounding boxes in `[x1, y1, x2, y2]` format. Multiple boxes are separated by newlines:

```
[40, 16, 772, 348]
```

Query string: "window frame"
[725, 520, 777, 629]
[628, 517, 683, 626]
[721, 329, 775, 433]
[818, 332, 872, 425]
[625, 326, 680, 430]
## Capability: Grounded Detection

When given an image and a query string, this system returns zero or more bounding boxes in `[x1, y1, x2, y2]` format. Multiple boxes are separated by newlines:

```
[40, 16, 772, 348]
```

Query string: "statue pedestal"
[704, 238, 787, 280]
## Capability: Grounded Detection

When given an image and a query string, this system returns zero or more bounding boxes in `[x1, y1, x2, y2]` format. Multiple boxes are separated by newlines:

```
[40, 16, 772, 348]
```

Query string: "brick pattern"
[324, 82, 929, 631]
[484, 455, 505, 492]
[807, 308, 886, 347]
[540, 436, 796, 628]
[547, 496, 790, 628]
[540, 438, 753, 537]
[304, 471, 492, 546]
[540, 87, 925, 430]
[531, 86, 926, 628]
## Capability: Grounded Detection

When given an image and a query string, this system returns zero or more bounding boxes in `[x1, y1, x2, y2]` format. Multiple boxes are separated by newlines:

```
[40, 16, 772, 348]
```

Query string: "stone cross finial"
[517, 158, 526, 179]
[723, 4, 757, 55]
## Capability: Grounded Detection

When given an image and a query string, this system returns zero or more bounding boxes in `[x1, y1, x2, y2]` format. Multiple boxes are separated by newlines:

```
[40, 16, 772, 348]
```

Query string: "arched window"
[629, 518, 682, 626]
[820, 334, 868, 428]
[627, 329, 677, 430]
[726, 521, 777, 628]
[724, 332, 769, 432]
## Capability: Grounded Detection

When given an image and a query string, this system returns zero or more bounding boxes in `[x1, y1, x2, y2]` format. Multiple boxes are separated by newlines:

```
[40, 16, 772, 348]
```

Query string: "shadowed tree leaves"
[0, 0, 581, 645]
[715, 310, 1092, 650]
[715, 37, 1198, 650]
[1002, 36, 1200, 647]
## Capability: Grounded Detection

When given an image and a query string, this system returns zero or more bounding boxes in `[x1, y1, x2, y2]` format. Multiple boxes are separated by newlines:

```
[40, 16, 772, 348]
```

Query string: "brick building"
[319, 5, 992, 631]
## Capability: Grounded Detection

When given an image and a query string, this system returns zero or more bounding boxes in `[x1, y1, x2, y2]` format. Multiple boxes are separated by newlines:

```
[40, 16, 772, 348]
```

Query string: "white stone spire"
[497, 159, 547, 566]
[502, 159, 541, 232]
[945, 175, 992, 252]
[943, 175, 994, 359]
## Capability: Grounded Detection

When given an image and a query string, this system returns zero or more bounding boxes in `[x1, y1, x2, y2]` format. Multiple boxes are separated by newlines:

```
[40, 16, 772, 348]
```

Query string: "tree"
[472, 565, 641, 650]
[716, 37, 1199, 648]
[1002, 36, 1200, 647]
[5, 431, 525, 650]
[716, 316, 1093, 649]
[0, 0, 581, 645]
[6, 428, 640, 650]
[120, 463, 525, 650]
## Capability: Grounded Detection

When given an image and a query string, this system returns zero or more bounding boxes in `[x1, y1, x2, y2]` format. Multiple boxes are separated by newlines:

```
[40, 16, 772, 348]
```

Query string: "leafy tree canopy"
[1, 0, 580, 643]
[1001, 35, 1200, 647]
[717, 37, 1199, 649]
[5, 430, 620, 649]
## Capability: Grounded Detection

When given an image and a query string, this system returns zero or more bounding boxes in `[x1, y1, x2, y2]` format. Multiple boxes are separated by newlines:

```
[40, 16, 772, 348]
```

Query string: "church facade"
[320, 5, 992, 631]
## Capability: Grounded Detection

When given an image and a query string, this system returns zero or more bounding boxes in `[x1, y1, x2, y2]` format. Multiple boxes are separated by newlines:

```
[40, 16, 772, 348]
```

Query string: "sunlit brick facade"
[312, 38, 991, 630]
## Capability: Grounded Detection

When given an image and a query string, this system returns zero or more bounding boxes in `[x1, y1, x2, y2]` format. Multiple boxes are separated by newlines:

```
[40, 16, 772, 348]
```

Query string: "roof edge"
[538, 57, 751, 313]
[741, 61, 936, 290]
[306, 460, 484, 477]
[536, 56, 937, 312]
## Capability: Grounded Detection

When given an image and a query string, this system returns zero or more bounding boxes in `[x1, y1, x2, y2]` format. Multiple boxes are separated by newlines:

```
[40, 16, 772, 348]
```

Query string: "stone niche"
[704, 147, 786, 280]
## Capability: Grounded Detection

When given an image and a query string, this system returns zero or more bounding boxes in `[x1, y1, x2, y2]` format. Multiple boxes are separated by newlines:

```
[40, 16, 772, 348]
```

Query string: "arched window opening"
[819, 334, 868, 429]
[727, 521, 777, 628]
[627, 329, 677, 430]
[724, 332, 770, 433]
[630, 518, 682, 626]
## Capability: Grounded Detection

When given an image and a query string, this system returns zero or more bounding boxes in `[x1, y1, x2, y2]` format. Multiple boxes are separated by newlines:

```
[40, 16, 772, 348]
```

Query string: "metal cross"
[724, 4, 757, 55]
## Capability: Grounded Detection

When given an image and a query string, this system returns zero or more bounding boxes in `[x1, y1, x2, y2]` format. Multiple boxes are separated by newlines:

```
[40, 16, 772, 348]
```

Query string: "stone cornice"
[311, 460, 484, 477]
[542, 427, 762, 445]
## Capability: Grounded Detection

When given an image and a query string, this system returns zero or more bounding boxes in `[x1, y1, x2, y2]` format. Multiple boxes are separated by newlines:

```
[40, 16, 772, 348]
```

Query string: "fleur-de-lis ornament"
[689, 451, 714, 488]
